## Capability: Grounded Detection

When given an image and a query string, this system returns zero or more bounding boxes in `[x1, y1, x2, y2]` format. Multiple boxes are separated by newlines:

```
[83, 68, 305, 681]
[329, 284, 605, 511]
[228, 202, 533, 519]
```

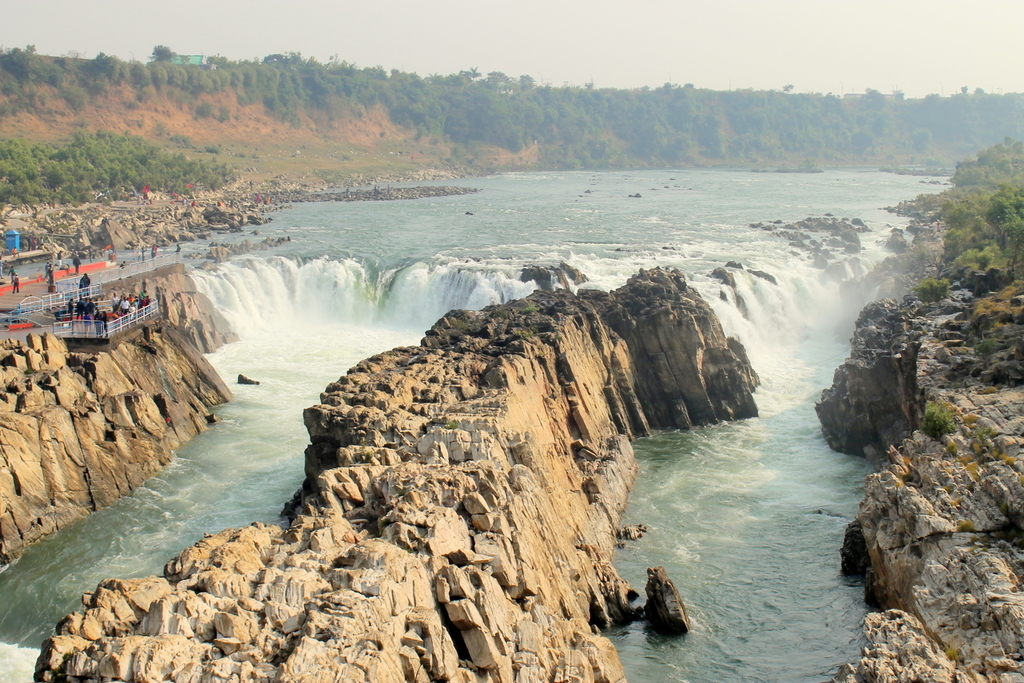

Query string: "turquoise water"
[0, 169, 930, 682]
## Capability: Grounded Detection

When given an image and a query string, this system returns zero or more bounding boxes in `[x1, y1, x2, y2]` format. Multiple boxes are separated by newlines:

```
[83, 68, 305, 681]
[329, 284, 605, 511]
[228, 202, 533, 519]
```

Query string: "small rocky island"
[275, 185, 479, 203]
[35, 268, 759, 683]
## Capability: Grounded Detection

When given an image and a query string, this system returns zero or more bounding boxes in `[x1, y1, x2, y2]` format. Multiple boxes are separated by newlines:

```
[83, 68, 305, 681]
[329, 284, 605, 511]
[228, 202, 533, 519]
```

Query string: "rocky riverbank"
[0, 262, 236, 566]
[819, 278, 1024, 681]
[0, 326, 231, 567]
[35, 268, 758, 683]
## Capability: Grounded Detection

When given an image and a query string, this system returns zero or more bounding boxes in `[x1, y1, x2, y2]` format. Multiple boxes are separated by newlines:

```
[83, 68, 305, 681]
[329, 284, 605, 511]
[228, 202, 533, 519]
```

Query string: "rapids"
[0, 169, 932, 682]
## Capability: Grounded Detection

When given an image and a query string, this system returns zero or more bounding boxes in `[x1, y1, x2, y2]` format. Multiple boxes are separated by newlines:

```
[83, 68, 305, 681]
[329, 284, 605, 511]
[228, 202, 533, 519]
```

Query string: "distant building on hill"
[159, 55, 216, 70]
[171, 55, 204, 66]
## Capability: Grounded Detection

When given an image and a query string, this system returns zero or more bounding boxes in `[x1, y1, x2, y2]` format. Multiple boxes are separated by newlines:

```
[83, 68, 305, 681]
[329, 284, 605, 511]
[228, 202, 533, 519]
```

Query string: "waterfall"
[192, 255, 538, 336]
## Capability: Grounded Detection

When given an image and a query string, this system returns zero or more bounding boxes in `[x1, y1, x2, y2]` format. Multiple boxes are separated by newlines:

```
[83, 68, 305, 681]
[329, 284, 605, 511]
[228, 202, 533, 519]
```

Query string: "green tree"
[913, 277, 950, 302]
[150, 45, 176, 63]
[986, 185, 1024, 273]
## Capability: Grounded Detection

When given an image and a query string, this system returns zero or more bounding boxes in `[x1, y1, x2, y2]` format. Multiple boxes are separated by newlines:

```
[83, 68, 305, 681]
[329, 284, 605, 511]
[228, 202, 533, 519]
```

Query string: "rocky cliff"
[35, 268, 759, 683]
[0, 325, 232, 566]
[821, 287, 1024, 682]
[815, 299, 921, 463]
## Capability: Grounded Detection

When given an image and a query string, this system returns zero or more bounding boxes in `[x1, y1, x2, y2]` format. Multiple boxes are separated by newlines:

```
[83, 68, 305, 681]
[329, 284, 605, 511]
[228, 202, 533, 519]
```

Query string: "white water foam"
[0, 642, 35, 683]
[193, 256, 537, 335]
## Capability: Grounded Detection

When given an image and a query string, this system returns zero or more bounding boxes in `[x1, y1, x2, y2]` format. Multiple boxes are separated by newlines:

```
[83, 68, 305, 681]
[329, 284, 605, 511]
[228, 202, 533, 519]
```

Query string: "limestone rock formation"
[205, 237, 291, 264]
[586, 268, 759, 428]
[0, 328, 231, 566]
[816, 299, 920, 462]
[37, 267, 757, 683]
[275, 186, 478, 204]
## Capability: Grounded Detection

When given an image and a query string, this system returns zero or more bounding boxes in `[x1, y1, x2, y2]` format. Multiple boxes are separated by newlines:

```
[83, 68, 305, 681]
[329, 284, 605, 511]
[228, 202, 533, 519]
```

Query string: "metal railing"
[51, 301, 160, 339]
[56, 253, 181, 293]
[5, 284, 104, 319]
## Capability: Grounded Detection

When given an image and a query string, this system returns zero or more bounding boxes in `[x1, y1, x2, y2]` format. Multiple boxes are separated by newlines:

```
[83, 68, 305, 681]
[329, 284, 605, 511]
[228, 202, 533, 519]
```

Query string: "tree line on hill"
[2, 46, 1024, 167]
[0, 130, 231, 205]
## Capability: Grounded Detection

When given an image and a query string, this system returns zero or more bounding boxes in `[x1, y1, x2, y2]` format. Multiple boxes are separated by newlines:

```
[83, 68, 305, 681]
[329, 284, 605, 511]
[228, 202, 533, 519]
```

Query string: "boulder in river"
[519, 261, 588, 291]
[710, 266, 737, 288]
[839, 519, 870, 577]
[748, 268, 777, 285]
[886, 228, 908, 254]
[644, 566, 690, 634]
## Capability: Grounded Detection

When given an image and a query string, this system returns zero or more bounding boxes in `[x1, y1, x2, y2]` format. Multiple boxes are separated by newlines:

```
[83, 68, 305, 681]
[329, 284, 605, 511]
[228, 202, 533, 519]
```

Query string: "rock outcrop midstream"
[820, 287, 1024, 682]
[35, 268, 758, 683]
[0, 326, 232, 566]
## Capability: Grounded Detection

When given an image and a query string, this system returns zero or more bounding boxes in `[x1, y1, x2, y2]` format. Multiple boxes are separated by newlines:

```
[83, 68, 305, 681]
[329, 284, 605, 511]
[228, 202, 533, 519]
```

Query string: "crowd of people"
[58, 290, 155, 334]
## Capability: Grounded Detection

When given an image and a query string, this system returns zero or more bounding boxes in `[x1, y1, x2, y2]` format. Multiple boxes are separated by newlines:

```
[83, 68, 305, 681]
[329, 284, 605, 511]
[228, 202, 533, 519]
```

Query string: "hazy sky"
[1, 0, 1020, 97]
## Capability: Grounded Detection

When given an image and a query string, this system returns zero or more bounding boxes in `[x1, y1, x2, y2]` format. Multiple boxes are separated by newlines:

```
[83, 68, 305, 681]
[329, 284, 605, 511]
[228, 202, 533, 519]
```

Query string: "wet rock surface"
[518, 262, 588, 291]
[205, 236, 291, 263]
[749, 215, 870, 272]
[643, 566, 690, 634]
[839, 520, 871, 578]
[37, 267, 758, 683]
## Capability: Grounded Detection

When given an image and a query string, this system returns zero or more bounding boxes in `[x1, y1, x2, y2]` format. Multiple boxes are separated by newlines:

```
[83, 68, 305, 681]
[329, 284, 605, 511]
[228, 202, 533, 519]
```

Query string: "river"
[0, 168, 931, 682]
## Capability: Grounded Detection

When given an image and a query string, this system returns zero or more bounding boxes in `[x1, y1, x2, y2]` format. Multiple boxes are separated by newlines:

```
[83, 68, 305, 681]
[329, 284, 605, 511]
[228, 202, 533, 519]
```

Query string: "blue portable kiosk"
[4, 229, 20, 253]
